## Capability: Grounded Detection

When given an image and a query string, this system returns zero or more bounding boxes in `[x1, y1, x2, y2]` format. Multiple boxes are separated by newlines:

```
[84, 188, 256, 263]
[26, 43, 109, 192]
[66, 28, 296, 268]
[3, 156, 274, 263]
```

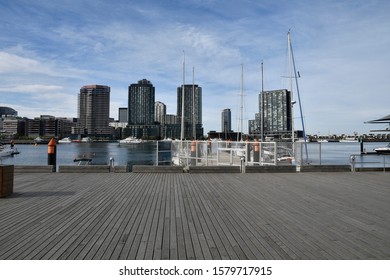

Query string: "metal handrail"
[350, 153, 389, 172]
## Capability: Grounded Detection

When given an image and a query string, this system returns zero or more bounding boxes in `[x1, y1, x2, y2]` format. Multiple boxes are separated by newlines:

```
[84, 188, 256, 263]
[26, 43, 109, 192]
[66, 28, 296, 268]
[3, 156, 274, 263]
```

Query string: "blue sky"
[1, 0, 389, 135]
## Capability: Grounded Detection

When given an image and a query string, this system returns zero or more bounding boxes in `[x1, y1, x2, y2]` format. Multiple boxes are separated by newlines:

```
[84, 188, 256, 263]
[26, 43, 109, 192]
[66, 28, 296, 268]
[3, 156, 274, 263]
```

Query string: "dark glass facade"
[259, 89, 292, 138]
[77, 85, 111, 136]
[128, 79, 155, 125]
[221, 108, 231, 132]
[176, 84, 203, 139]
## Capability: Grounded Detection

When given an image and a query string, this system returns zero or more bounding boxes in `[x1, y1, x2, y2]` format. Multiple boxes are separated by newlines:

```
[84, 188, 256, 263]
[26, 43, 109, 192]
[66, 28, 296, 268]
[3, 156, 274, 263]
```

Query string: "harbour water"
[0, 142, 157, 167]
[1, 141, 389, 167]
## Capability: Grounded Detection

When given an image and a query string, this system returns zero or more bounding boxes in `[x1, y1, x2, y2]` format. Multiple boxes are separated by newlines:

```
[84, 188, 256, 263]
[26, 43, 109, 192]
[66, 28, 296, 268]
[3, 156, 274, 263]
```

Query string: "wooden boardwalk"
[0, 172, 389, 260]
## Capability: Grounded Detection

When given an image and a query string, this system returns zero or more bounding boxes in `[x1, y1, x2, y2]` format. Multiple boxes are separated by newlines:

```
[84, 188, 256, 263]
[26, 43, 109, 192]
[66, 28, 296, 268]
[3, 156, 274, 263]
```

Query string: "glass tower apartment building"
[126, 79, 158, 138]
[176, 84, 203, 139]
[76, 84, 111, 136]
[259, 89, 292, 139]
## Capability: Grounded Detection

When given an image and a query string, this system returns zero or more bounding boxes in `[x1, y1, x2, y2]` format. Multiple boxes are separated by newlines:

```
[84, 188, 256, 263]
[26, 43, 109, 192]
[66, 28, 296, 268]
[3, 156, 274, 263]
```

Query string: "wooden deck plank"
[0, 172, 389, 260]
[0, 174, 104, 259]
[179, 181, 205, 260]
[187, 175, 243, 259]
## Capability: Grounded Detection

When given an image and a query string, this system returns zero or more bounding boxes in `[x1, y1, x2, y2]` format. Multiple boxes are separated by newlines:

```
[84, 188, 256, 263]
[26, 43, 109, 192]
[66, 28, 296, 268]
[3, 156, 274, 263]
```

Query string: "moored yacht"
[58, 137, 72, 143]
[374, 143, 390, 154]
[119, 137, 143, 144]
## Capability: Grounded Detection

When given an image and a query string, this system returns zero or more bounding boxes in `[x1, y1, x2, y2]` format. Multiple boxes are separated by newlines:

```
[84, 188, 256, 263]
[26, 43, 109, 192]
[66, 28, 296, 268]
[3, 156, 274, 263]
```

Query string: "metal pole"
[192, 66, 196, 140]
[180, 51, 185, 141]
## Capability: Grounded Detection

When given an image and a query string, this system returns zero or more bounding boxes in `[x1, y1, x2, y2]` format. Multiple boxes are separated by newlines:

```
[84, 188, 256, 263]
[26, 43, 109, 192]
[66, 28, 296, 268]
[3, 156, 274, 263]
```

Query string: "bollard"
[240, 156, 246, 173]
[0, 165, 14, 198]
[109, 157, 115, 172]
[47, 138, 56, 172]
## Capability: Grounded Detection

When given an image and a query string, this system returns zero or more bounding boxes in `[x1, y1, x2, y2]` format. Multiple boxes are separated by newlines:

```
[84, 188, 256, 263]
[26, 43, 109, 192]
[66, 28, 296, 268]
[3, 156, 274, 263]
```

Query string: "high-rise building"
[154, 101, 166, 125]
[75, 85, 112, 136]
[259, 89, 292, 139]
[126, 79, 158, 139]
[176, 84, 203, 139]
[221, 109, 231, 132]
[128, 79, 155, 125]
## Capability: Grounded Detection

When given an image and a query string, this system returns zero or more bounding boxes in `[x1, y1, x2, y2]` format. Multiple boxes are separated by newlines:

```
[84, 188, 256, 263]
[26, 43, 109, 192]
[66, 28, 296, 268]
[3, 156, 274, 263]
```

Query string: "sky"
[0, 0, 389, 136]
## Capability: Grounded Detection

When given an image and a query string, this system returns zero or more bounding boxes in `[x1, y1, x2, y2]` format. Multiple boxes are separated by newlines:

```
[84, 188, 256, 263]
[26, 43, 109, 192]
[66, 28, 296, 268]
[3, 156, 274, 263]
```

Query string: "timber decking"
[0, 172, 389, 260]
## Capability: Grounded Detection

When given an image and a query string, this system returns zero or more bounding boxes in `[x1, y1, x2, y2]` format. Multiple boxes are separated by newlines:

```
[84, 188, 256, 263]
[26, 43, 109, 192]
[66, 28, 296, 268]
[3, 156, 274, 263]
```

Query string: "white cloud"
[1, 0, 389, 135]
[0, 84, 63, 93]
[0, 52, 46, 74]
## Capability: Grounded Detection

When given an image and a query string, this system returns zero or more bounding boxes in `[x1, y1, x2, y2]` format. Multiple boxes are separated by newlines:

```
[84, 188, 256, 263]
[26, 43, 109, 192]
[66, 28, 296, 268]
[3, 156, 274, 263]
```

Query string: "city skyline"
[1, 0, 389, 135]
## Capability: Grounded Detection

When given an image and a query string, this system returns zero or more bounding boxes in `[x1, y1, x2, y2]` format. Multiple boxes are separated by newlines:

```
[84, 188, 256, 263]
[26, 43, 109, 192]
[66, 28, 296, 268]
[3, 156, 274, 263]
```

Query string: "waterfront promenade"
[0, 172, 389, 260]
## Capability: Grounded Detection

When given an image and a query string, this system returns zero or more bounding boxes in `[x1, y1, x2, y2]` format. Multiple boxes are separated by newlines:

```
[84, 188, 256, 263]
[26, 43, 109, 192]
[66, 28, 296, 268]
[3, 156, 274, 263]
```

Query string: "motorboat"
[73, 137, 93, 143]
[34, 137, 49, 144]
[81, 137, 93, 143]
[374, 143, 390, 154]
[119, 137, 143, 144]
[0, 143, 19, 157]
[58, 137, 72, 143]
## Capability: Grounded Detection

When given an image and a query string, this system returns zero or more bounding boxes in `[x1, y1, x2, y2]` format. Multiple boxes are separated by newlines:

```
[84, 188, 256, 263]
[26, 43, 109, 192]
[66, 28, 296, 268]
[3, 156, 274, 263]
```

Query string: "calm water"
[1, 141, 388, 167]
[295, 141, 389, 166]
[1, 142, 157, 166]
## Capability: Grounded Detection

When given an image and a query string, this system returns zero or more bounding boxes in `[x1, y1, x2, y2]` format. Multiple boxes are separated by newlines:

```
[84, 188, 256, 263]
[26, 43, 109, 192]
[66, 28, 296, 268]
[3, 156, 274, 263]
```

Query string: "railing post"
[350, 155, 356, 172]
[240, 156, 246, 173]
[319, 142, 322, 165]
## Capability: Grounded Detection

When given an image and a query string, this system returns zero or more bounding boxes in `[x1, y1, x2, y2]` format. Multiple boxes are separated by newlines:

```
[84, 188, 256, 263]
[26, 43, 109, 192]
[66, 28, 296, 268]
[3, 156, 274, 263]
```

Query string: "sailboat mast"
[192, 66, 196, 139]
[288, 31, 295, 148]
[180, 51, 185, 141]
[239, 64, 244, 141]
[260, 60, 264, 142]
[288, 31, 309, 163]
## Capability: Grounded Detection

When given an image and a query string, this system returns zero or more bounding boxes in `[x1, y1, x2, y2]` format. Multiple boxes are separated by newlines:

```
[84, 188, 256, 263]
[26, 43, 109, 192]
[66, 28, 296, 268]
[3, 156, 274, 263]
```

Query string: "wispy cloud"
[1, 0, 389, 134]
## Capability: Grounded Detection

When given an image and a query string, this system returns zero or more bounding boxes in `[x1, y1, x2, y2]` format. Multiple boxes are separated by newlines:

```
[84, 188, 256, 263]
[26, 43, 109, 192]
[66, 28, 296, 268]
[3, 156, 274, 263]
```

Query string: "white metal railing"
[156, 140, 390, 171]
[350, 153, 390, 172]
[156, 140, 295, 167]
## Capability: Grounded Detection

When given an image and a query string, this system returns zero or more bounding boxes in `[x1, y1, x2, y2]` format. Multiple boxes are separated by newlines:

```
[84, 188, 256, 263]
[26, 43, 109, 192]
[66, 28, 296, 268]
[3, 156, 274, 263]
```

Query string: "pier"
[0, 172, 389, 260]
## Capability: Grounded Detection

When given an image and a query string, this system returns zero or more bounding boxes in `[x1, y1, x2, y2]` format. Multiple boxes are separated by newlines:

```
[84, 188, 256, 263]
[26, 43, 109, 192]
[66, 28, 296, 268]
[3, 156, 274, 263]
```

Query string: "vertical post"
[318, 142, 322, 165]
[0, 165, 14, 198]
[47, 138, 56, 172]
[384, 155, 386, 172]
[360, 136, 364, 154]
